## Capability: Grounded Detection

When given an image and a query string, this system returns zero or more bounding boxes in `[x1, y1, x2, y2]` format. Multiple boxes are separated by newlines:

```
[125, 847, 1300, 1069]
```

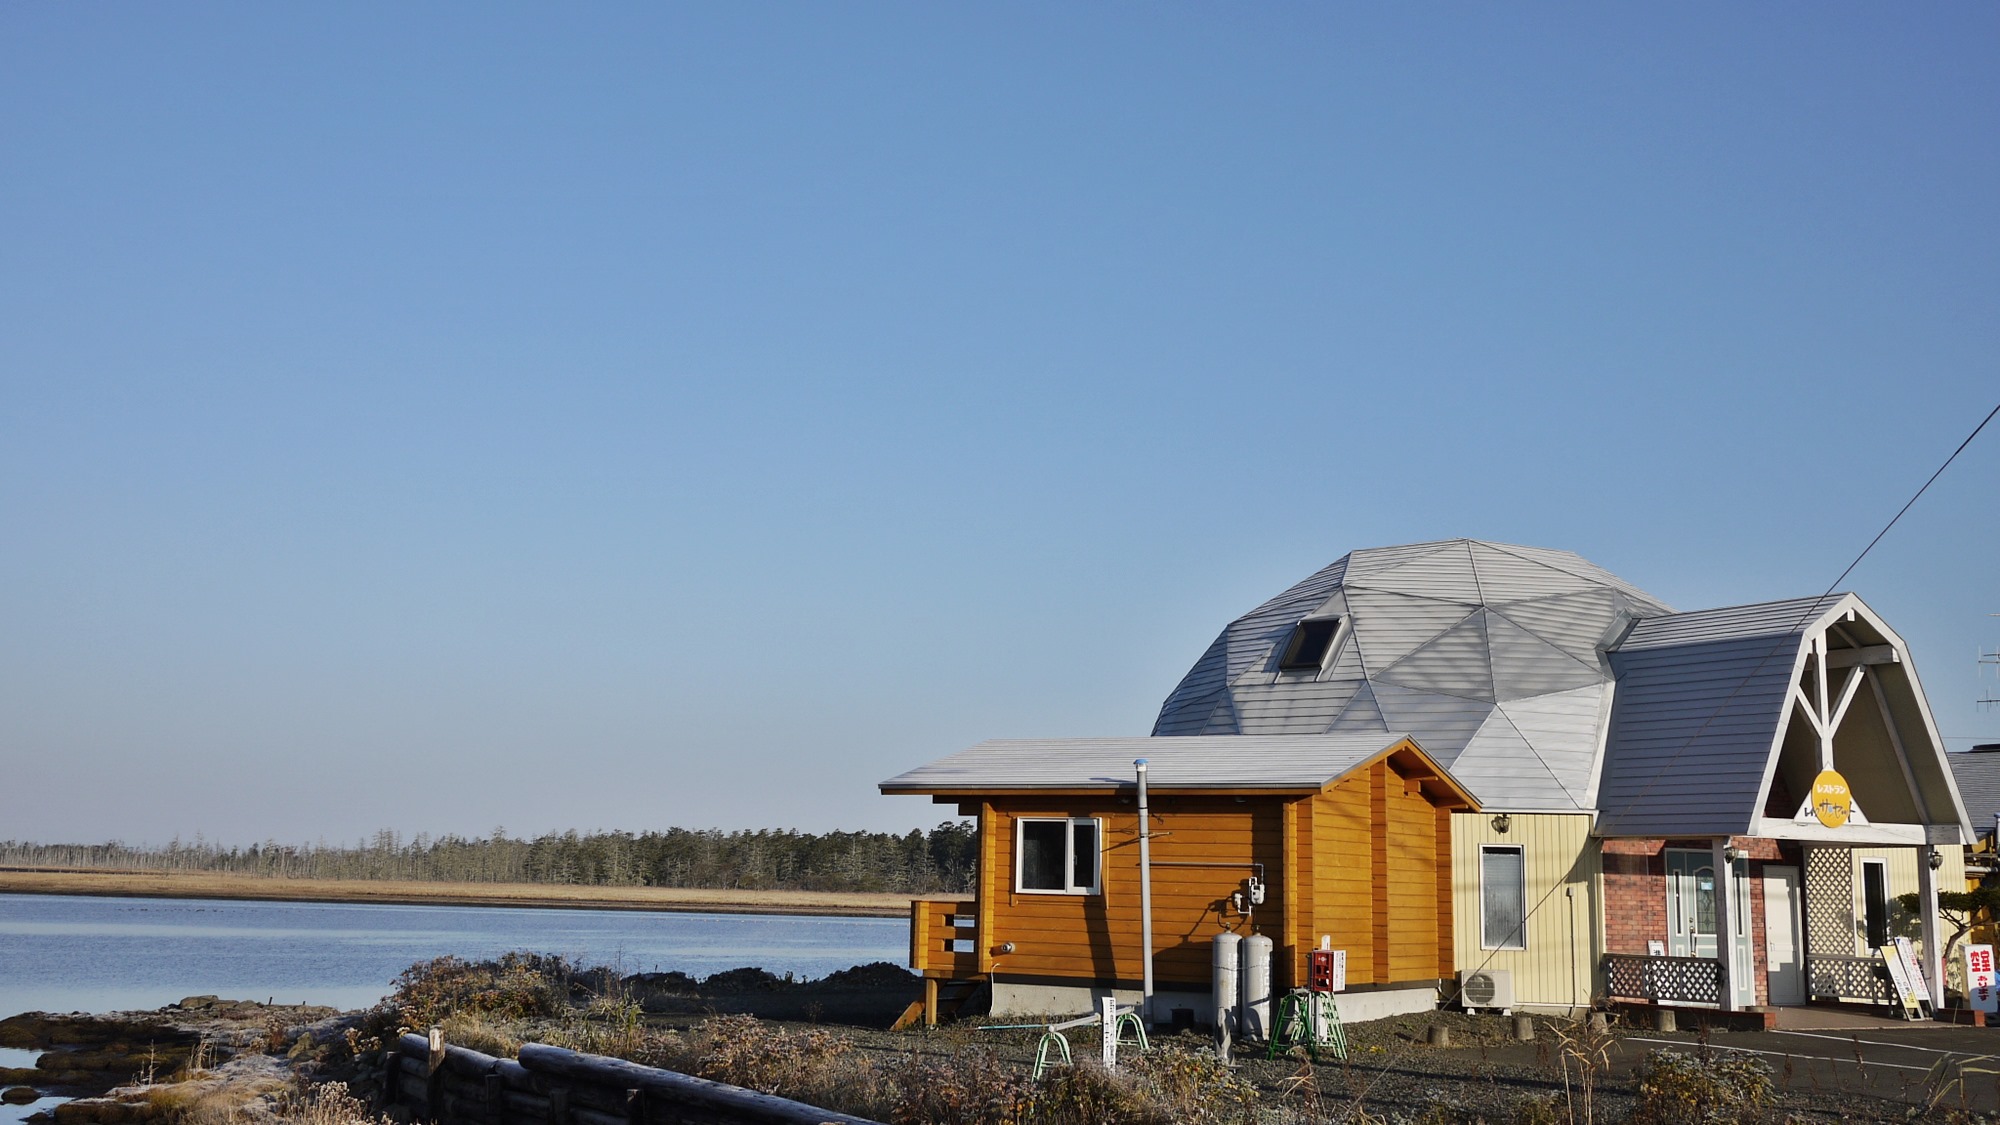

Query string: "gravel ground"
[644, 999, 1992, 1123]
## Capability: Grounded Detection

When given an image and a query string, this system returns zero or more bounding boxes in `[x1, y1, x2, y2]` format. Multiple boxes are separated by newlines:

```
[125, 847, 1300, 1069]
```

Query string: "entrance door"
[1667, 849, 1756, 1007]
[1667, 850, 1718, 958]
[1763, 865, 1805, 1005]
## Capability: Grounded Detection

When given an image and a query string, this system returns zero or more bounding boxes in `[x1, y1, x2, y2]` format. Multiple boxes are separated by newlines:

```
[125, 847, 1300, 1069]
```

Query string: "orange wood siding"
[1435, 807, 1455, 979]
[949, 741, 1470, 993]
[1307, 754, 1456, 987]
[1370, 763, 1390, 982]
[1311, 776, 1375, 981]
[1385, 771, 1439, 981]
[980, 797, 1282, 986]
[976, 802, 997, 974]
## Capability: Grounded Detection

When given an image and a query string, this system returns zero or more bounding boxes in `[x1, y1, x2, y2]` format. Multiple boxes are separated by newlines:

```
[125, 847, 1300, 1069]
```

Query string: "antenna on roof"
[1981, 613, 2000, 710]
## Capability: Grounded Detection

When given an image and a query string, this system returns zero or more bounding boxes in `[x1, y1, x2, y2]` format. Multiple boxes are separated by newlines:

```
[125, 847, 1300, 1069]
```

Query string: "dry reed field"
[0, 867, 913, 917]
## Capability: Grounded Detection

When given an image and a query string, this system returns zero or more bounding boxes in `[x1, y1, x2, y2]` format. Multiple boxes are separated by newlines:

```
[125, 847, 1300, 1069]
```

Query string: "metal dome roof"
[1152, 539, 1674, 811]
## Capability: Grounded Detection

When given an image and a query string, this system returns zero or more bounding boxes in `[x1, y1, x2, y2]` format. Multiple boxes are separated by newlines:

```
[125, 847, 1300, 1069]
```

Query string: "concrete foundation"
[991, 981, 1217, 1026]
[990, 980, 1439, 1026]
[1329, 984, 1441, 1023]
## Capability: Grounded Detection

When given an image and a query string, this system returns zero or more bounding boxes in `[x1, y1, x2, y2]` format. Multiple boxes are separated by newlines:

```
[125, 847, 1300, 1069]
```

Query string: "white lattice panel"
[1804, 847, 1854, 958]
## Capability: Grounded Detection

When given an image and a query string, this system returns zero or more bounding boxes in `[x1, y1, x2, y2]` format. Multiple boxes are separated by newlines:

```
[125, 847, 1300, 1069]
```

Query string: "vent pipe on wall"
[1136, 758, 1154, 1025]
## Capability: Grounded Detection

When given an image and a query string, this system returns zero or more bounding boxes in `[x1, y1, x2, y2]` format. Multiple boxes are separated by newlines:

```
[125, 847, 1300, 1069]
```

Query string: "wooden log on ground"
[500, 1090, 551, 1118]
[568, 1105, 627, 1125]
[561, 1081, 638, 1115]
[518, 1044, 881, 1125]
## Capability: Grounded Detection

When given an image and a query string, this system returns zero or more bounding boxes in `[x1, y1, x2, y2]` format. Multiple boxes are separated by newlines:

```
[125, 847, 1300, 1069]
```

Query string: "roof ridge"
[1633, 591, 1852, 622]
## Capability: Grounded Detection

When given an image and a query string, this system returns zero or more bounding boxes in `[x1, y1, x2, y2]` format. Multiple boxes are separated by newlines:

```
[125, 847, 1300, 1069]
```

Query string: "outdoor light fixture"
[1491, 813, 1511, 834]
[1930, 850, 1945, 871]
[1724, 846, 1745, 862]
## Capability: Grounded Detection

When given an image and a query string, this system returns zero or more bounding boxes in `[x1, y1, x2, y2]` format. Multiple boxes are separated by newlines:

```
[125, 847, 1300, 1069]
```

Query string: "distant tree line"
[0, 822, 976, 894]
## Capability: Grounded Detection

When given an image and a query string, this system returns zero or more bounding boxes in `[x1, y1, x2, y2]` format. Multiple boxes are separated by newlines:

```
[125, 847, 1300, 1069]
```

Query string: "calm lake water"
[0, 893, 905, 1017]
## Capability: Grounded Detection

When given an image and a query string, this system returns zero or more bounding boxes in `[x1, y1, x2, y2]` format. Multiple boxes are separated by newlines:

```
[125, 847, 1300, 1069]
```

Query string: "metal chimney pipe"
[1136, 758, 1154, 1024]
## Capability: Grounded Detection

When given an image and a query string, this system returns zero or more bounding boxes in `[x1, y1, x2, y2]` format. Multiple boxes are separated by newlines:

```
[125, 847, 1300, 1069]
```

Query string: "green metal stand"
[1031, 1029, 1073, 1080]
[1267, 990, 1347, 1061]
[1112, 1011, 1150, 1054]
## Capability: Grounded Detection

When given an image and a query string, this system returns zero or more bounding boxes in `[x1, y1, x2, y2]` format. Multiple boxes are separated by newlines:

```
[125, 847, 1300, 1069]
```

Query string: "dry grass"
[138, 1074, 292, 1125]
[603, 1013, 1256, 1125]
[0, 868, 911, 917]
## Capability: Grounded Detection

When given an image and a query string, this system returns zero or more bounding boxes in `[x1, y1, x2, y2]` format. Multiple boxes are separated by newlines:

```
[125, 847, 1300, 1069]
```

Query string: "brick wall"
[1601, 836, 1795, 1007]
[1602, 838, 1665, 955]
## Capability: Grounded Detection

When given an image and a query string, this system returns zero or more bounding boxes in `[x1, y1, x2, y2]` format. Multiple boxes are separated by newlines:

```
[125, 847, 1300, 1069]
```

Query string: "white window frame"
[1014, 817, 1102, 895]
[1480, 844, 1527, 951]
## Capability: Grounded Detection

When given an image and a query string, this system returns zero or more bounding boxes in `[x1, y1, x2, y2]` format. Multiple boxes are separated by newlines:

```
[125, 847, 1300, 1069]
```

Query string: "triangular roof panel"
[1374, 610, 1496, 702]
[1346, 540, 1485, 602]
[1346, 589, 1481, 671]
[1484, 609, 1603, 701]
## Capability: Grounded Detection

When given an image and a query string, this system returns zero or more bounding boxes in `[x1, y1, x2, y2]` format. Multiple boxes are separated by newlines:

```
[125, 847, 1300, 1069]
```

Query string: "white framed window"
[1480, 845, 1526, 950]
[1016, 817, 1102, 894]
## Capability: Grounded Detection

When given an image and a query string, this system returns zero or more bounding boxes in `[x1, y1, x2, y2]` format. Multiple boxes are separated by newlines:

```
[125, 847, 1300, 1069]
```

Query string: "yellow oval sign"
[1812, 770, 1852, 829]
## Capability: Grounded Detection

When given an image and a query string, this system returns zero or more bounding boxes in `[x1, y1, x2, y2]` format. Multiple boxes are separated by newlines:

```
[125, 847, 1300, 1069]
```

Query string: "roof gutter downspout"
[1136, 758, 1154, 1025]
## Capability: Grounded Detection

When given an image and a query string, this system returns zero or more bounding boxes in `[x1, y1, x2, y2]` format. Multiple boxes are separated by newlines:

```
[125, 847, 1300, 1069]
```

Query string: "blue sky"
[3, 4, 1996, 843]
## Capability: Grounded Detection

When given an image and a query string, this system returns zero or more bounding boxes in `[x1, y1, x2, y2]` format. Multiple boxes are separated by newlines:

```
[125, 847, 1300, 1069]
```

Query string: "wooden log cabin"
[880, 733, 1478, 1025]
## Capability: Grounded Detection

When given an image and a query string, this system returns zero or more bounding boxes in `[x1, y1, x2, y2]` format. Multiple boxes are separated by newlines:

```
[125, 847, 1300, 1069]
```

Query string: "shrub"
[1113, 1046, 1258, 1125]
[1630, 1049, 1773, 1125]
[386, 953, 571, 1028]
[879, 1050, 1035, 1125]
[272, 1082, 390, 1125]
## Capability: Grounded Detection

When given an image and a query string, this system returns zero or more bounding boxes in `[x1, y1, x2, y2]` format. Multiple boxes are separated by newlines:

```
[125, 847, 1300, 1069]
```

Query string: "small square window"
[1017, 817, 1101, 894]
[1279, 618, 1340, 672]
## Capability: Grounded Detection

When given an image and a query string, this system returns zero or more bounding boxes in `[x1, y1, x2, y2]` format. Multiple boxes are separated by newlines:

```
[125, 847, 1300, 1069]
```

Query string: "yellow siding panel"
[1450, 812, 1598, 1011]
[1844, 845, 1962, 961]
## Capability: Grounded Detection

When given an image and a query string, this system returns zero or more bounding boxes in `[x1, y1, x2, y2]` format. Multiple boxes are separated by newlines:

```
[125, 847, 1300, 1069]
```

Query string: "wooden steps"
[891, 976, 987, 1030]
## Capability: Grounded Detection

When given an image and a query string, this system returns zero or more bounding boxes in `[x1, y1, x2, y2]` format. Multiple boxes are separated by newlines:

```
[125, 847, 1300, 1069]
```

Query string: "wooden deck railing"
[1807, 954, 1894, 1004]
[1602, 953, 1723, 1008]
[908, 897, 979, 978]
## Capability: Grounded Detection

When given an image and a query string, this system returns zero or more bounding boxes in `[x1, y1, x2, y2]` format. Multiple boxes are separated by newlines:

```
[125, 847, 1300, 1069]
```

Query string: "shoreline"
[0, 868, 914, 918]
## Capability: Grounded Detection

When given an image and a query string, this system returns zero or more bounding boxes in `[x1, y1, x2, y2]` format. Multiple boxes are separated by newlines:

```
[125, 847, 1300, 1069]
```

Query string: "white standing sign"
[1100, 996, 1118, 1067]
[1966, 944, 1999, 1014]
[1878, 945, 1924, 1019]
[1893, 937, 1934, 1016]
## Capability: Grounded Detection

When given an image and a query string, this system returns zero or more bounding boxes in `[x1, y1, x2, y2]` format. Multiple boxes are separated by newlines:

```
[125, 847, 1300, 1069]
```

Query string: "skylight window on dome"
[1279, 617, 1341, 672]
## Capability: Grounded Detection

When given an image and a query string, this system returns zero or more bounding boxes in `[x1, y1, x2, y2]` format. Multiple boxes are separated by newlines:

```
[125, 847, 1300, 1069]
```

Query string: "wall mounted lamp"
[1490, 813, 1512, 834]
[1723, 846, 1745, 862]
[1930, 850, 1945, 871]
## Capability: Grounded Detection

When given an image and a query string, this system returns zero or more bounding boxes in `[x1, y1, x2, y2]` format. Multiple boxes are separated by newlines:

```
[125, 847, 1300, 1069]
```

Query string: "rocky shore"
[0, 962, 924, 1125]
[0, 998, 356, 1125]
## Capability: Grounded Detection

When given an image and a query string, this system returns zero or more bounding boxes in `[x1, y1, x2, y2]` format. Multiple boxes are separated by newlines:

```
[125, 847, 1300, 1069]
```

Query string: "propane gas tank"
[1241, 933, 1273, 1041]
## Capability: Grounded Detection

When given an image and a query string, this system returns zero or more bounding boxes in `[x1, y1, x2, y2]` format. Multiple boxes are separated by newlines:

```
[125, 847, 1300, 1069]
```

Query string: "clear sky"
[3, 4, 1997, 845]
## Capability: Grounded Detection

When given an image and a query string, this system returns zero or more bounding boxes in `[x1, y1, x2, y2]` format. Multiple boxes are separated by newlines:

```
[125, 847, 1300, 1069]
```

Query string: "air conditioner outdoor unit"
[1460, 969, 1514, 1014]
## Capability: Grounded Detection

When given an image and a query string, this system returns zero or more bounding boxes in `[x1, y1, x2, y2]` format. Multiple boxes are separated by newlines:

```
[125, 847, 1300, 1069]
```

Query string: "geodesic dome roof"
[1152, 539, 1674, 811]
